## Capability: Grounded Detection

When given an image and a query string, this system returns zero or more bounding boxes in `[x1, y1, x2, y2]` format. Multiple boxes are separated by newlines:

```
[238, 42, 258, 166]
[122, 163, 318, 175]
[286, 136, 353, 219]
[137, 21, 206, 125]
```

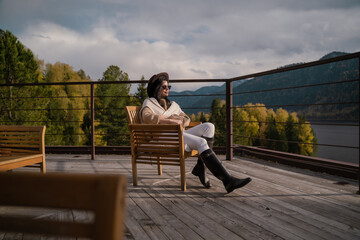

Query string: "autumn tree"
[295, 115, 317, 156]
[44, 62, 91, 145]
[208, 98, 317, 156]
[235, 103, 267, 146]
[234, 107, 259, 146]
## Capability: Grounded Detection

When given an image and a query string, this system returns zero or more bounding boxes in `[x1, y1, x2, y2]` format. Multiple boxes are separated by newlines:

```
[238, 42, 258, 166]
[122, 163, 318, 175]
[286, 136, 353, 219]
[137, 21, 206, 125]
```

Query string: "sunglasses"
[162, 85, 171, 90]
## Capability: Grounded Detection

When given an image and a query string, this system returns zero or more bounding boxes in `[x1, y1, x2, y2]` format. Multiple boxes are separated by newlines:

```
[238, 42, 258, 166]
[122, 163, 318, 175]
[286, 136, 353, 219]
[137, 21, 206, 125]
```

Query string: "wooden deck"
[1, 154, 360, 240]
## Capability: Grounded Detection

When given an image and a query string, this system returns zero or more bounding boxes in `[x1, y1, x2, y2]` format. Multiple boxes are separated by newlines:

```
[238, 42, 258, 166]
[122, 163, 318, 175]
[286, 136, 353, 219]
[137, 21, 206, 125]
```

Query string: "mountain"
[171, 85, 222, 110]
[320, 51, 348, 60]
[170, 79, 247, 113]
[171, 51, 359, 120]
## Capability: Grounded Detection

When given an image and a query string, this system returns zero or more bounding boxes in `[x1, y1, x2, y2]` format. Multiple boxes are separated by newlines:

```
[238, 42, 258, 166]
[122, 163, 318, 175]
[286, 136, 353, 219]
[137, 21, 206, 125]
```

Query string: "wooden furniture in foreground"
[0, 125, 46, 173]
[125, 106, 200, 191]
[0, 172, 127, 240]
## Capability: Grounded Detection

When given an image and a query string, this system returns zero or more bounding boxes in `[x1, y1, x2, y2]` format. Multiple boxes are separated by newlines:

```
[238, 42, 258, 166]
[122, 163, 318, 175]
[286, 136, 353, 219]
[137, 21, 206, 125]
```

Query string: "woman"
[140, 72, 251, 193]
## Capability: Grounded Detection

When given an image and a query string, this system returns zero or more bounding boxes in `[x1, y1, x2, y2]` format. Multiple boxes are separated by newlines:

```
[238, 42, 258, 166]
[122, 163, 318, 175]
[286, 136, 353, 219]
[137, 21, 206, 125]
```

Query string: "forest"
[0, 29, 317, 156]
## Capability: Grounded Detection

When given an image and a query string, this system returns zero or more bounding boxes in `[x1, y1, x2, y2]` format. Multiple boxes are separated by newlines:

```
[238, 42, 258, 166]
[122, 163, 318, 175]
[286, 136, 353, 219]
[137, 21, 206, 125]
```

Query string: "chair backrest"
[0, 172, 127, 240]
[125, 106, 142, 124]
[0, 125, 46, 155]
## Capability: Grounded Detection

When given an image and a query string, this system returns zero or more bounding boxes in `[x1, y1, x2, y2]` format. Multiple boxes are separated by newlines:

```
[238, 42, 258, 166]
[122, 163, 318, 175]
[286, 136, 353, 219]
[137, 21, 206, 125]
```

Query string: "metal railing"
[1, 52, 359, 192]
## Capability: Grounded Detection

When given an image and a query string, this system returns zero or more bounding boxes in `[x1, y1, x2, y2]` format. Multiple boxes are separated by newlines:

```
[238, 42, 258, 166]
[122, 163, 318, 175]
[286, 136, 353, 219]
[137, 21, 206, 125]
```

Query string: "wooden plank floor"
[1, 154, 359, 240]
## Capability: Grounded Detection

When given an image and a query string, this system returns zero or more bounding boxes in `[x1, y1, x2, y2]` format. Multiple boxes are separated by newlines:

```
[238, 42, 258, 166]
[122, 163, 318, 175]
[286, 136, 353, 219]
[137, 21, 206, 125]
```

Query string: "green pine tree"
[133, 75, 148, 105]
[95, 65, 131, 146]
[285, 114, 301, 154]
[209, 98, 226, 146]
[265, 114, 288, 152]
[0, 29, 48, 126]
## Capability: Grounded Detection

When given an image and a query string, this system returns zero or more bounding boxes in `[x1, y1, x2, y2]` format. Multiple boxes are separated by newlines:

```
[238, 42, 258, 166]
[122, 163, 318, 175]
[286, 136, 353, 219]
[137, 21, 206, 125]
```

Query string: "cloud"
[2, 0, 360, 92]
[20, 22, 214, 86]
[31, 34, 51, 39]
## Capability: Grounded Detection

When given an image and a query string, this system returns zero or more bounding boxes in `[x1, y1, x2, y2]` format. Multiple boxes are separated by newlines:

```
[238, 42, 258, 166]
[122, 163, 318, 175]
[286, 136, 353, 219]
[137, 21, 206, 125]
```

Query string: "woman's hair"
[147, 72, 171, 109]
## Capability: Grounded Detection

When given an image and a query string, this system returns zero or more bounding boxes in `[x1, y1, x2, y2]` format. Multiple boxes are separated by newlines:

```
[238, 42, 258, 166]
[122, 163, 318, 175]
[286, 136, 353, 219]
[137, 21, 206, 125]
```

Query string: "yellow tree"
[235, 107, 259, 146]
[236, 103, 317, 156]
[297, 116, 317, 156]
[44, 62, 90, 145]
[275, 108, 289, 136]
[265, 109, 288, 152]
[242, 103, 267, 145]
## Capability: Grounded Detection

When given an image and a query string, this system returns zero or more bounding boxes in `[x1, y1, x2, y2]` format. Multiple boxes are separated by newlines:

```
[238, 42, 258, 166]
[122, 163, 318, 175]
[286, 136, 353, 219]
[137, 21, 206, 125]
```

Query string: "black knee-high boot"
[200, 149, 252, 193]
[191, 137, 214, 188]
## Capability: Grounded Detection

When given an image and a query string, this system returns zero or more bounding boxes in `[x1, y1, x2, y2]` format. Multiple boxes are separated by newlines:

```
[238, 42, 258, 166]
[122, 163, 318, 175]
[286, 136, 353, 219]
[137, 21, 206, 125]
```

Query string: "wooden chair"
[125, 106, 199, 191]
[0, 172, 127, 240]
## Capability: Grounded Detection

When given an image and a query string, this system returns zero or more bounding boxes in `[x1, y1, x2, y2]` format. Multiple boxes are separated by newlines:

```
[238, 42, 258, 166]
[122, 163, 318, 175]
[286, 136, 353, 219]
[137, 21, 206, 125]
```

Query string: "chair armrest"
[128, 124, 183, 132]
[186, 121, 202, 130]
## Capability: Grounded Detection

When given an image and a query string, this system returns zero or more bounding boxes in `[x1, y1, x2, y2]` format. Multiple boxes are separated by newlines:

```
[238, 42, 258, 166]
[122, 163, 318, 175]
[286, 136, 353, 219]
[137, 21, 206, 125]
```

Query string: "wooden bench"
[0, 172, 127, 240]
[0, 126, 46, 173]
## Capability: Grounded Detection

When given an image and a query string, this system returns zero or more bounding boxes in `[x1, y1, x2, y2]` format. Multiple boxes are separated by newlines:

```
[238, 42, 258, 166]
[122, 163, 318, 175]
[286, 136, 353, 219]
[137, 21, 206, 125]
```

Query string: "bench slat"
[0, 154, 43, 163]
[0, 126, 44, 131]
[0, 144, 41, 149]
[0, 140, 40, 143]
[0, 132, 41, 136]
[0, 155, 43, 171]
[0, 148, 40, 154]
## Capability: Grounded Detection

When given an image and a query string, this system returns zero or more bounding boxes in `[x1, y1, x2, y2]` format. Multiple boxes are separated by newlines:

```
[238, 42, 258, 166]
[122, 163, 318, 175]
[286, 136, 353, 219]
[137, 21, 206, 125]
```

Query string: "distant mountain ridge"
[170, 79, 247, 113]
[170, 51, 359, 120]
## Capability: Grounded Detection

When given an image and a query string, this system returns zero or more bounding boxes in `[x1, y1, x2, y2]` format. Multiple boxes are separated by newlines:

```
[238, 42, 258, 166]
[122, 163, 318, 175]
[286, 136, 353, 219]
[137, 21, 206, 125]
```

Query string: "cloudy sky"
[1, 0, 359, 91]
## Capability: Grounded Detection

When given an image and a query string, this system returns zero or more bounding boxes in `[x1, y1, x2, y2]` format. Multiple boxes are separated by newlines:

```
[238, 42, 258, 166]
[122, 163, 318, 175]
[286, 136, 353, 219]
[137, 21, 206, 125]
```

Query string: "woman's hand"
[169, 119, 183, 125]
[159, 117, 182, 125]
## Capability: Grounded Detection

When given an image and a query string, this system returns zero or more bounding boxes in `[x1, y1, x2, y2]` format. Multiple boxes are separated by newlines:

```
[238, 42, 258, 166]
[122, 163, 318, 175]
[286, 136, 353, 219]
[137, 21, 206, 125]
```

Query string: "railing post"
[226, 80, 233, 161]
[358, 57, 360, 194]
[91, 83, 95, 160]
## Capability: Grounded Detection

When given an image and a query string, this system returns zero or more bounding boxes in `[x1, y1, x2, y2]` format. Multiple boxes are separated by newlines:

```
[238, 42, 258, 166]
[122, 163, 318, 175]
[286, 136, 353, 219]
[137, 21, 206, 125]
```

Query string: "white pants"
[184, 122, 215, 154]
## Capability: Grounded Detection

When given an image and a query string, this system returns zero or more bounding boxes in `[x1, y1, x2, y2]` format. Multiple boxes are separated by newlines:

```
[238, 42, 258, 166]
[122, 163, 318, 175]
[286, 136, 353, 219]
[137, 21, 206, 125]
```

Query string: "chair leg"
[41, 157, 46, 173]
[180, 158, 186, 191]
[132, 156, 138, 186]
[157, 157, 162, 175]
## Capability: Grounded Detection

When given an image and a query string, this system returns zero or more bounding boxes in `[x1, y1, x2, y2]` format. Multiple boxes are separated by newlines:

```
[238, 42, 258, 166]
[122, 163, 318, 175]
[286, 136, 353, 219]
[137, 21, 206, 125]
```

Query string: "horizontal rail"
[232, 79, 358, 95]
[232, 120, 359, 127]
[233, 134, 359, 149]
[234, 101, 358, 109]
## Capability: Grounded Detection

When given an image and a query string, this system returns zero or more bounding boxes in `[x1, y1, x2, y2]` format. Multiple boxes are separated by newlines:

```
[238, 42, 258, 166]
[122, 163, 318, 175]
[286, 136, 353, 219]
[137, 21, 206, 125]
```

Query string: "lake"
[311, 123, 359, 164]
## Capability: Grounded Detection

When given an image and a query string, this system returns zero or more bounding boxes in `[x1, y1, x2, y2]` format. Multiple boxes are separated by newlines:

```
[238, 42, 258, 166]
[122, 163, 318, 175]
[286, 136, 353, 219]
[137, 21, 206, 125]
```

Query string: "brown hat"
[147, 72, 169, 97]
